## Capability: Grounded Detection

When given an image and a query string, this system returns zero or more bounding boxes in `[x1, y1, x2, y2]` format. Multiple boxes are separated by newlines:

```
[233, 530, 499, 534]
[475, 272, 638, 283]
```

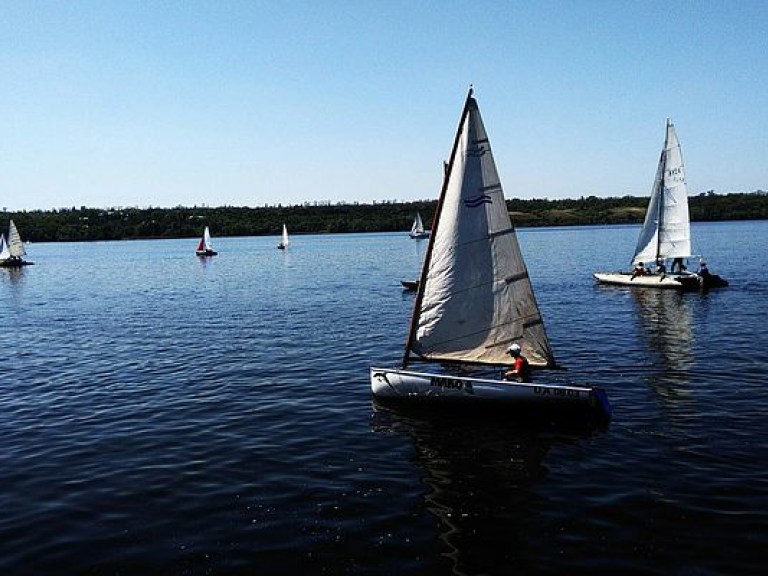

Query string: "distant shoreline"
[3, 191, 766, 242]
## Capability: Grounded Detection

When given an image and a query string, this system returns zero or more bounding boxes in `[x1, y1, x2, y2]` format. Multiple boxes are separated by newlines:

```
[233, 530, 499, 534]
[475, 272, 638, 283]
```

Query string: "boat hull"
[593, 271, 700, 289]
[0, 259, 33, 267]
[370, 367, 611, 422]
[196, 250, 217, 257]
[409, 232, 430, 239]
[593, 271, 728, 290]
[400, 280, 419, 291]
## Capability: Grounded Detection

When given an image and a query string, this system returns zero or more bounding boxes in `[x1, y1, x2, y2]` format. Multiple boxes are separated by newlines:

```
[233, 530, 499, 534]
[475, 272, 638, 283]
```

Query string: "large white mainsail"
[404, 90, 555, 368]
[7, 220, 27, 258]
[632, 119, 691, 265]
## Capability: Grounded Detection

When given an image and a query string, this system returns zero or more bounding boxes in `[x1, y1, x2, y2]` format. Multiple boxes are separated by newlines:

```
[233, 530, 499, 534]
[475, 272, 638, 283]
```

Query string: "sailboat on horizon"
[195, 226, 218, 257]
[277, 224, 290, 250]
[593, 119, 727, 290]
[409, 211, 430, 239]
[370, 88, 611, 422]
[0, 220, 33, 267]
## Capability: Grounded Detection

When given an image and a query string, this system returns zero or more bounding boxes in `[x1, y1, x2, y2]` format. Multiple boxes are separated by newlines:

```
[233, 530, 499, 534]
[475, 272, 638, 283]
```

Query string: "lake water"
[1, 221, 766, 575]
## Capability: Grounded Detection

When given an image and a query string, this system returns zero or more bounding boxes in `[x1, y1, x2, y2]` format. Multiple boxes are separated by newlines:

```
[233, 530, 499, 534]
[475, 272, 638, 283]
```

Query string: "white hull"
[370, 367, 611, 420]
[593, 271, 700, 289]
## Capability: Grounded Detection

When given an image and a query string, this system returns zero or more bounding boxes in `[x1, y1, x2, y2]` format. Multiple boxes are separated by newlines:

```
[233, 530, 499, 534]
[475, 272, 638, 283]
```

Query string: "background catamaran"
[277, 224, 290, 249]
[195, 226, 218, 257]
[594, 119, 727, 289]
[0, 220, 33, 267]
[371, 88, 611, 421]
[408, 211, 430, 239]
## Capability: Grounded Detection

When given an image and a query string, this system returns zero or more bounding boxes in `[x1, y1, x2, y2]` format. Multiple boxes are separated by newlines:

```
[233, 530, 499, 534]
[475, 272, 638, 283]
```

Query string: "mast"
[402, 86, 475, 369]
[654, 119, 672, 262]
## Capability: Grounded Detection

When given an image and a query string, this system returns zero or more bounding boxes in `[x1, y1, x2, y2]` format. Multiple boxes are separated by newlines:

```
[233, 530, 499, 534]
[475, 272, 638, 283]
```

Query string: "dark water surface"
[1, 222, 766, 575]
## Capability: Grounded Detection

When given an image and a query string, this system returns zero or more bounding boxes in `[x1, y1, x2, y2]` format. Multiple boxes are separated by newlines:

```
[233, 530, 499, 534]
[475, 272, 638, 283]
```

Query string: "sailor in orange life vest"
[504, 343, 532, 383]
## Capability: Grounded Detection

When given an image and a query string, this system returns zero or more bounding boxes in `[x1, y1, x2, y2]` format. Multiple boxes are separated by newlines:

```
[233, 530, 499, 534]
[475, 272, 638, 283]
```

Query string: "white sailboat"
[277, 224, 290, 249]
[370, 88, 611, 421]
[409, 211, 430, 239]
[0, 220, 33, 267]
[195, 226, 218, 256]
[593, 119, 727, 289]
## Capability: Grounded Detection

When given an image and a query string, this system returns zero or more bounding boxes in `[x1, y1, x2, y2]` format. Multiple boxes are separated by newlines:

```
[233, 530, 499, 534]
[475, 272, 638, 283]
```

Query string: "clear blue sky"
[2, 1, 767, 211]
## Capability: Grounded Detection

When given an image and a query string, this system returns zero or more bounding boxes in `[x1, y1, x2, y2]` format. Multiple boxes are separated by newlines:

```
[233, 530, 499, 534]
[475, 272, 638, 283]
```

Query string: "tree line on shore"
[3, 191, 766, 243]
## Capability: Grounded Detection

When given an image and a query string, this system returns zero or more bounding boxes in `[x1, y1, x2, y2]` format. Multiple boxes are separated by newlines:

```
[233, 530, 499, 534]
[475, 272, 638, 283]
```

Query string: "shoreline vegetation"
[3, 191, 766, 243]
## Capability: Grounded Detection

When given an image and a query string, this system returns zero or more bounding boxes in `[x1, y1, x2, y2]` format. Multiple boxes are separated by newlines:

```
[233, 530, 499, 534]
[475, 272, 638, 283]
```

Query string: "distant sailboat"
[370, 88, 611, 422]
[195, 226, 218, 257]
[593, 119, 727, 290]
[409, 212, 430, 239]
[277, 224, 290, 250]
[0, 220, 33, 267]
[0, 234, 9, 262]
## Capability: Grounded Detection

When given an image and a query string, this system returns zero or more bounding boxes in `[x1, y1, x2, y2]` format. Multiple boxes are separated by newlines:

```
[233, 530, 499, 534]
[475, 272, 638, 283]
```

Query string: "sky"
[2, 1, 767, 211]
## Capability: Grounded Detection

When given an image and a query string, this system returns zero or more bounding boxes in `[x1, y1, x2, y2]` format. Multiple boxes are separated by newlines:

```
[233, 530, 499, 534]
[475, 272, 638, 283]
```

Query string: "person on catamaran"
[698, 259, 710, 278]
[655, 259, 667, 277]
[631, 262, 649, 279]
[671, 257, 687, 273]
[504, 343, 531, 383]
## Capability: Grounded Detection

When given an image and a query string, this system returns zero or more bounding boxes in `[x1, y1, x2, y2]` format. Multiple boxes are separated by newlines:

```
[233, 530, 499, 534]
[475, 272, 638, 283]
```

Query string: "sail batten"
[405, 92, 555, 369]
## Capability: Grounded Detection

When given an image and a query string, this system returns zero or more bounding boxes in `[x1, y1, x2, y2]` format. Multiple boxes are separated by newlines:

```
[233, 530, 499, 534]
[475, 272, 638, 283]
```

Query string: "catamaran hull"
[0, 260, 33, 267]
[196, 250, 217, 257]
[370, 367, 611, 421]
[593, 272, 728, 290]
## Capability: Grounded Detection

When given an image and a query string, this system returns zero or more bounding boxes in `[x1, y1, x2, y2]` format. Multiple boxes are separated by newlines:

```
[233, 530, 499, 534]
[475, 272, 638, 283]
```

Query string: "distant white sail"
[7, 220, 27, 258]
[281, 224, 290, 248]
[408, 93, 555, 368]
[633, 119, 691, 265]
[411, 212, 424, 235]
[202, 226, 214, 251]
[0, 233, 10, 260]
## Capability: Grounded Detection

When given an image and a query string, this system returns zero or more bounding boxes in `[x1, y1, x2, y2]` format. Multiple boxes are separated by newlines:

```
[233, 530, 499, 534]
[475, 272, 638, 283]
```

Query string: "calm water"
[1, 221, 766, 575]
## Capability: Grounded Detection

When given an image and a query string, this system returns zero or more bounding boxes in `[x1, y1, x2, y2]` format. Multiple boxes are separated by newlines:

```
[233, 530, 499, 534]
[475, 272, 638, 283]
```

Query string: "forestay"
[406, 92, 555, 368]
[632, 119, 691, 265]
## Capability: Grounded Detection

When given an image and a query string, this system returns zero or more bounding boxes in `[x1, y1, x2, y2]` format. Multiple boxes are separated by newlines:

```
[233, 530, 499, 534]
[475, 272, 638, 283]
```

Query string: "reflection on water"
[0, 266, 28, 304]
[631, 289, 695, 408]
[371, 402, 599, 575]
[632, 289, 694, 370]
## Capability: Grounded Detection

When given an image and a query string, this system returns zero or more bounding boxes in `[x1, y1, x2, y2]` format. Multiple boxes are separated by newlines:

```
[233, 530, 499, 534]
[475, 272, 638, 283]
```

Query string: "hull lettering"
[533, 386, 581, 399]
[430, 377, 474, 394]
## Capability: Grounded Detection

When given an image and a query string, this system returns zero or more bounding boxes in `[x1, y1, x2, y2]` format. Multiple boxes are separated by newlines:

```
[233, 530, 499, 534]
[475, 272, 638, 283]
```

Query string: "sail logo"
[468, 138, 489, 157]
[464, 194, 493, 208]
